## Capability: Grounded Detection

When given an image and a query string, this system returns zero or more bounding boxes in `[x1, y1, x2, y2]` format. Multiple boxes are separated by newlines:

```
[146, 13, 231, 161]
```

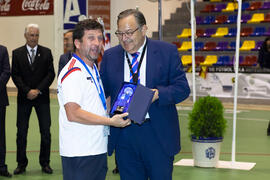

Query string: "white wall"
[110, 0, 184, 46]
[0, 0, 183, 89]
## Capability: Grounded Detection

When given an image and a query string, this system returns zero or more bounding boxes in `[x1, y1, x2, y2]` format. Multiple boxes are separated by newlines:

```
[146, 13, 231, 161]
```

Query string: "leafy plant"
[188, 96, 227, 138]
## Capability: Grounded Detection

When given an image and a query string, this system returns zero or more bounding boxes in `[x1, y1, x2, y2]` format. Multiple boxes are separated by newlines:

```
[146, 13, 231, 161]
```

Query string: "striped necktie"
[130, 52, 140, 84]
[30, 49, 35, 64]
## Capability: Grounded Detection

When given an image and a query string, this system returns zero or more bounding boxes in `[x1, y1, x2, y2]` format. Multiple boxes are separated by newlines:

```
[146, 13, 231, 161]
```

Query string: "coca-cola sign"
[0, 0, 53, 16]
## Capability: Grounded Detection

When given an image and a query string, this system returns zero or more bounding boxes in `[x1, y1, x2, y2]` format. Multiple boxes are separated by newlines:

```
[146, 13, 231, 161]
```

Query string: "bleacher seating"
[241, 56, 257, 66]
[225, 27, 236, 37]
[216, 41, 229, 51]
[241, 2, 250, 11]
[203, 28, 216, 37]
[214, 15, 228, 24]
[202, 41, 217, 51]
[226, 14, 237, 24]
[178, 41, 191, 51]
[195, 56, 205, 65]
[195, 42, 204, 51]
[196, 16, 204, 25]
[212, 27, 228, 37]
[264, 27, 270, 36]
[200, 4, 215, 13]
[222, 2, 237, 12]
[173, 0, 267, 71]
[252, 41, 263, 51]
[246, 2, 262, 11]
[201, 55, 218, 66]
[240, 27, 253, 37]
[213, 3, 226, 12]
[181, 55, 192, 66]
[262, 13, 270, 23]
[247, 13, 264, 23]
[239, 40, 256, 51]
[260, 2, 270, 10]
[214, 56, 230, 66]
[250, 27, 265, 37]
[203, 15, 215, 24]
[232, 56, 244, 65]
[196, 29, 205, 37]
[241, 14, 252, 23]
[177, 28, 191, 38]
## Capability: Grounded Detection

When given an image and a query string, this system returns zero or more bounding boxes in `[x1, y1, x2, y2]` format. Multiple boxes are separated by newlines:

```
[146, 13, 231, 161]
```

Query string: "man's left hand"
[27, 89, 40, 100]
[151, 89, 159, 102]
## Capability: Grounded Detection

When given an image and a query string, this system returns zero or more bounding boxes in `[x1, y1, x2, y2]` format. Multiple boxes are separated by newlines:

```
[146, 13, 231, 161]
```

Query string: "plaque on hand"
[110, 82, 154, 124]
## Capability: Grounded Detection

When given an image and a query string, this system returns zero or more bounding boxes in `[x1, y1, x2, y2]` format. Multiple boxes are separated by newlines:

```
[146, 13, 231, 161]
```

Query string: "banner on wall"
[186, 73, 270, 99]
[88, 0, 110, 30]
[63, 0, 88, 30]
[0, 0, 54, 16]
[63, 0, 110, 30]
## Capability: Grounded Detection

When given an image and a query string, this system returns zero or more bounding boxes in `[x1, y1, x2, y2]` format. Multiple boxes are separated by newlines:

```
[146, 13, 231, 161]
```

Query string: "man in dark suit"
[58, 30, 73, 76]
[100, 9, 190, 180]
[0, 45, 12, 178]
[11, 24, 55, 175]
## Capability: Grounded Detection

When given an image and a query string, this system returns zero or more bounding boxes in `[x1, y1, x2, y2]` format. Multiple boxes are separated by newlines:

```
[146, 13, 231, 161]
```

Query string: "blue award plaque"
[110, 82, 154, 124]
[110, 82, 137, 115]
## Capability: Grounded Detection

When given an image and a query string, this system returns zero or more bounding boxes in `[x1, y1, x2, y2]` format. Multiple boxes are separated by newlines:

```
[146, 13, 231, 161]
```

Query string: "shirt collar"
[26, 44, 38, 54]
[128, 37, 147, 56]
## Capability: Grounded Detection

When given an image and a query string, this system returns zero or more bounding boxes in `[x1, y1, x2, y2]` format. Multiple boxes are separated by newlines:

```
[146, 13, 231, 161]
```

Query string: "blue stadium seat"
[195, 42, 204, 51]
[242, 2, 250, 11]
[226, 15, 237, 24]
[203, 15, 215, 24]
[250, 27, 266, 36]
[224, 27, 236, 37]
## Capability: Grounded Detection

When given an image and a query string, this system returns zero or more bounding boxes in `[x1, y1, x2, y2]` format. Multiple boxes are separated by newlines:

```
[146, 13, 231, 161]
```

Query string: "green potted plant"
[188, 95, 227, 167]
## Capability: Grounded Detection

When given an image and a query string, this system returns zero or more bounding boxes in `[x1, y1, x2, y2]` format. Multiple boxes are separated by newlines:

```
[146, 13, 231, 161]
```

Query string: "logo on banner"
[0, 0, 11, 12]
[64, 0, 87, 30]
[0, 0, 53, 16]
[22, 0, 50, 11]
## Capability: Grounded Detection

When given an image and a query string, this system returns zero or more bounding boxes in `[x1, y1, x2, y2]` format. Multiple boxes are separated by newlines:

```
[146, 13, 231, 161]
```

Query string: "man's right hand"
[110, 112, 131, 128]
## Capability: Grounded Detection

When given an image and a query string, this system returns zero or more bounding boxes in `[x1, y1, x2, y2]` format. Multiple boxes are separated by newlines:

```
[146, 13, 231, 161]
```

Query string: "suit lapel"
[22, 46, 33, 69]
[146, 39, 158, 88]
[32, 46, 41, 68]
[115, 46, 125, 83]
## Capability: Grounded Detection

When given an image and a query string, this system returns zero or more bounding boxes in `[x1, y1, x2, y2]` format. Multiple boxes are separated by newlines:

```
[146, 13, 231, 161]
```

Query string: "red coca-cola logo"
[22, 0, 50, 11]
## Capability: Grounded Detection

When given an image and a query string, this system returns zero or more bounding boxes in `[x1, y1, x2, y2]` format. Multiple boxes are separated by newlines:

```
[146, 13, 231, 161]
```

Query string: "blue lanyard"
[73, 54, 107, 111]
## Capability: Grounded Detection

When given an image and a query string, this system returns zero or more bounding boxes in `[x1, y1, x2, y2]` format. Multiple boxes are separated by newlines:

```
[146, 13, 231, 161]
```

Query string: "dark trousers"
[0, 106, 7, 171]
[16, 103, 51, 167]
[116, 121, 174, 180]
[61, 153, 108, 180]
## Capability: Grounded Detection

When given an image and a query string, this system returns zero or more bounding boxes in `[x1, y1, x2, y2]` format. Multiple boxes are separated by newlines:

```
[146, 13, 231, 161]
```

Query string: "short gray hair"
[25, 24, 39, 34]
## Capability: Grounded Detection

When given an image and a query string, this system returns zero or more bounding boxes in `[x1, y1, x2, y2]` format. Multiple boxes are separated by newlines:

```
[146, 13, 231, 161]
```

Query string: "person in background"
[57, 19, 131, 180]
[11, 23, 55, 175]
[258, 37, 270, 136]
[0, 45, 12, 178]
[258, 37, 270, 69]
[58, 30, 73, 76]
[100, 9, 190, 180]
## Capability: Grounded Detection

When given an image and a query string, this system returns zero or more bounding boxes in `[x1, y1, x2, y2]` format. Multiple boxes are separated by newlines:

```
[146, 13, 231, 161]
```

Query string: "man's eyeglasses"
[115, 27, 140, 38]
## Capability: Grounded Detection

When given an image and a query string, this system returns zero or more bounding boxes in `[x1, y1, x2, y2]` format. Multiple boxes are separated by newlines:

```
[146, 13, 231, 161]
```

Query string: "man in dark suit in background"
[0, 45, 12, 178]
[58, 30, 73, 76]
[100, 9, 190, 180]
[11, 24, 55, 175]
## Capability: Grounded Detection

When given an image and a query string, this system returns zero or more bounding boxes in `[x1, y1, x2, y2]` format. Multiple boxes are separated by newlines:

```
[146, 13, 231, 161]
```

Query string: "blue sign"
[63, 0, 87, 30]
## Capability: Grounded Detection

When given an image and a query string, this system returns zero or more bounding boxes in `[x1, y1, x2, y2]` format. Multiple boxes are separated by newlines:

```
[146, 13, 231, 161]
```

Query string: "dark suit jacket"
[58, 52, 72, 76]
[100, 38, 190, 156]
[0, 45, 10, 107]
[11, 45, 55, 104]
